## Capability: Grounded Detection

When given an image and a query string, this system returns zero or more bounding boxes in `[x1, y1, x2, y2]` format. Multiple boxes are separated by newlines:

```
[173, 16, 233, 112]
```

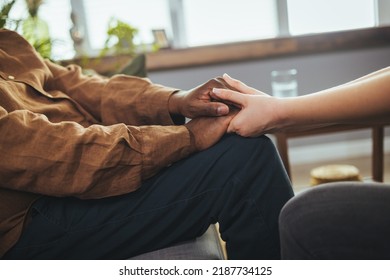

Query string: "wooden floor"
[290, 153, 390, 193]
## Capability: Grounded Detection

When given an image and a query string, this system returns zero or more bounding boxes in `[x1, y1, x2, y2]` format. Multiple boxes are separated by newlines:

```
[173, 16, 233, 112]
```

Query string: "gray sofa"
[130, 225, 225, 260]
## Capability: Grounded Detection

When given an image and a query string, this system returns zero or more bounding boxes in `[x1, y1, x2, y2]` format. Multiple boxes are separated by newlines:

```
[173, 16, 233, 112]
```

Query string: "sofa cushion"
[130, 225, 225, 260]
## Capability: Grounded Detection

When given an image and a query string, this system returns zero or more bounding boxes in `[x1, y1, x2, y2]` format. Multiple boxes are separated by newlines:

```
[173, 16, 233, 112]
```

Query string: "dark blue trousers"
[4, 135, 293, 259]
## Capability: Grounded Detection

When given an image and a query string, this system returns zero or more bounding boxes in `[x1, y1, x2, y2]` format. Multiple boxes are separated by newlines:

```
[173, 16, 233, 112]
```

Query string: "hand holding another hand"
[171, 73, 282, 145]
[168, 77, 232, 119]
[184, 111, 237, 151]
[211, 74, 281, 137]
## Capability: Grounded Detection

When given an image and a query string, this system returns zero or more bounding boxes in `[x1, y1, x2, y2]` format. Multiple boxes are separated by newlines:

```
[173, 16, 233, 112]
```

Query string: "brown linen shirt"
[0, 29, 196, 257]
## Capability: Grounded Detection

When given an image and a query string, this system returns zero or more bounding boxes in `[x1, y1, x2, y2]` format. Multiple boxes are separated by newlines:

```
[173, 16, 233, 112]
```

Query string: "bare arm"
[282, 67, 390, 128]
[211, 67, 390, 137]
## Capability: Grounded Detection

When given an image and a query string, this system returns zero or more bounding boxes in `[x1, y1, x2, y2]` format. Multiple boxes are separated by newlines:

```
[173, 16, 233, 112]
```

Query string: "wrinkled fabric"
[0, 29, 195, 257]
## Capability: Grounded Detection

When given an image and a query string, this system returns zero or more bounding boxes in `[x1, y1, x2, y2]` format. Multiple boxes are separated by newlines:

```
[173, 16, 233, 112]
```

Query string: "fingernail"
[217, 106, 228, 115]
[212, 88, 221, 94]
[223, 73, 231, 79]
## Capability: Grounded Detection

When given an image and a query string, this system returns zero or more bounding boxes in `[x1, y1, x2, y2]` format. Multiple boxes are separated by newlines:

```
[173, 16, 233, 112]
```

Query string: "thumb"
[227, 112, 248, 136]
[200, 101, 230, 117]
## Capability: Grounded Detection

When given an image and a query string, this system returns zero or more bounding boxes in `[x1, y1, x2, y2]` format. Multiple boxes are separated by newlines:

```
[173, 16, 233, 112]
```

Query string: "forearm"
[101, 75, 178, 126]
[0, 108, 194, 199]
[278, 68, 390, 130]
[46, 60, 178, 126]
[344, 66, 390, 86]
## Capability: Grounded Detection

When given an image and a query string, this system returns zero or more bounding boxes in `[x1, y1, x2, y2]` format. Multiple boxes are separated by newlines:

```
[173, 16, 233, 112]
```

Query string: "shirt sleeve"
[45, 60, 179, 126]
[0, 106, 195, 199]
[1, 29, 194, 200]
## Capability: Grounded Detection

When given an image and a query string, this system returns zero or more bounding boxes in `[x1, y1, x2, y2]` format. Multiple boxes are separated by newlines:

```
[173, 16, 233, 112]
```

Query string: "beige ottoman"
[310, 164, 362, 186]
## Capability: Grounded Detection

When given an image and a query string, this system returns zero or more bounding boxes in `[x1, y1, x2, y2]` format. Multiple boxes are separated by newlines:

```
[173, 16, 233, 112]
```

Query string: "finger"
[212, 88, 246, 107]
[203, 101, 230, 116]
[223, 73, 258, 95]
[190, 101, 230, 118]
[213, 77, 231, 89]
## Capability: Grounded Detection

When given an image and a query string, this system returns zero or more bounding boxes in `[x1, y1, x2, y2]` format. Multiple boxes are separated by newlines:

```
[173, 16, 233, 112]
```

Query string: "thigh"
[4, 151, 222, 259]
[279, 182, 390, 259]
[5, 134, 292, 259]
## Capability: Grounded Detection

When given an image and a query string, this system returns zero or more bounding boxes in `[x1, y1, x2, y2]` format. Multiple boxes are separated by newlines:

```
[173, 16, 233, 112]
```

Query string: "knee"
[278, 190, 316, 253]
[279, 188, 322, 226]
[279, 195, 300, 234]
[228, 135, 287, 174]
[219, 134, 292, 193]
[215, 135, 282, 172]
[279, 186, 338, 237]
[220, 134, 278, 159]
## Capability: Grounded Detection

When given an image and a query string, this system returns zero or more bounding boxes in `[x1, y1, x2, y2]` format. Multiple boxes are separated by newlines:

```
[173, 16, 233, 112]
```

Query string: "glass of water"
[271, 69, 298, 98]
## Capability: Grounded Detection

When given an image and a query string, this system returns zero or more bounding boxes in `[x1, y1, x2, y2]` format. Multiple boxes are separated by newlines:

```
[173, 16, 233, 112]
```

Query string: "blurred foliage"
[1, 0, 52, 59]
[22, 14, 52, 58]
[25, 0, 42, 17]
[100, 18, 139, 57]
[0, 0, 16, 28]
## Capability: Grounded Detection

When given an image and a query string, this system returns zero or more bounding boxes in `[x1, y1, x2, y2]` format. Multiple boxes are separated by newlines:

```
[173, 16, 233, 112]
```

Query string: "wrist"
[273, 98, 291, 131]
[168, 90, 185, 115]
[184, 124, 199, 152]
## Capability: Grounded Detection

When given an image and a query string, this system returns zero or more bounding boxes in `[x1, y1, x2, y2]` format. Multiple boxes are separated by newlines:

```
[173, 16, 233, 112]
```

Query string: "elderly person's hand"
[184, 110, 237, 151]
[168, 77, 232, 118]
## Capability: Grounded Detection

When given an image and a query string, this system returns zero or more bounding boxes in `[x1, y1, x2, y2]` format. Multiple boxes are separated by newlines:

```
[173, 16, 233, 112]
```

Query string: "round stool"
[310, 164, 362, 186]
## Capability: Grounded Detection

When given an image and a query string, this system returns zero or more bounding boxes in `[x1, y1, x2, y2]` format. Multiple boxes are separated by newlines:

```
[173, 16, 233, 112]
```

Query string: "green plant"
[22, 15, 52, 58]
[1, 0, 52, 59]
[0, 0, 16, 28]
[22, 0, 52, 59]
[25, 0, 42, 17]
[100, 18, 138, 57]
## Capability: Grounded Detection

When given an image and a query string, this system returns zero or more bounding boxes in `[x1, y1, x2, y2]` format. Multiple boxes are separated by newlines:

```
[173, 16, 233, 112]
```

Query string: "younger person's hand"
[211, 74, 280, 137]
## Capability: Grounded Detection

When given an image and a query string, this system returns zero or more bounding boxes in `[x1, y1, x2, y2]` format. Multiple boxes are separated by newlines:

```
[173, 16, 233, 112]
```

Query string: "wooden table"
[273, 124, 387, 182]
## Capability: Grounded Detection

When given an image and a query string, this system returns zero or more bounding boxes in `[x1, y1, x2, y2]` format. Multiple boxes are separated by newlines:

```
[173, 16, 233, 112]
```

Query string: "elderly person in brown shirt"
[0, 29, 293, 259]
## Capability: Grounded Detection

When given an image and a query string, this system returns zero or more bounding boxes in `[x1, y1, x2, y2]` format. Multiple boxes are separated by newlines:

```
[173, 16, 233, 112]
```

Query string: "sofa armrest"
[130, 225, 225, 260]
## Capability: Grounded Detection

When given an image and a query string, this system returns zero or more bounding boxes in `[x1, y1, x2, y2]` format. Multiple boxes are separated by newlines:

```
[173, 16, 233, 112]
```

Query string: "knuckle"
[211, 77, 224, 86]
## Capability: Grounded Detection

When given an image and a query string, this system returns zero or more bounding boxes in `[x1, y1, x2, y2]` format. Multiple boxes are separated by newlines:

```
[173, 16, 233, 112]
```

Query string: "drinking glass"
[271, 69, 298, 98]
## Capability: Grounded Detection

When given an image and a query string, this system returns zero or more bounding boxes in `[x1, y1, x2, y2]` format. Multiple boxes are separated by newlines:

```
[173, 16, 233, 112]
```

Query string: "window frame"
[61, 0, 390, 72]
[61, 25, 390, 73]
[70, 0, 386, 53]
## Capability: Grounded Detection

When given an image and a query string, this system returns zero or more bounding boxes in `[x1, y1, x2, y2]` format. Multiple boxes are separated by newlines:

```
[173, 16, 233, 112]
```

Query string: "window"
[83, 0, 171, 51]
[287, 0, 376, 35]
[182, 0, 277, 46]
[39, 0, 73, 59]
[3, 0, 383, 60]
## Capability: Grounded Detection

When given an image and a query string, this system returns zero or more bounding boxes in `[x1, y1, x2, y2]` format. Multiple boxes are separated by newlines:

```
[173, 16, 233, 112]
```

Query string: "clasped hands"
[168, 74, 275, 151]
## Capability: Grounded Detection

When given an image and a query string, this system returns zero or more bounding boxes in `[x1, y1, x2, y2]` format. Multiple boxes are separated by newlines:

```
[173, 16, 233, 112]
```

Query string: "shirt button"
[8, 75, 15, 80]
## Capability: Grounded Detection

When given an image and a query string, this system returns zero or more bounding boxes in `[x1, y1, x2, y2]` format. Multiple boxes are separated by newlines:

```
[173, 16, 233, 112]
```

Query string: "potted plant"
[22, 0, 52, 59]
[0, 0, 17, 29]
[100, 17, 138, 57]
